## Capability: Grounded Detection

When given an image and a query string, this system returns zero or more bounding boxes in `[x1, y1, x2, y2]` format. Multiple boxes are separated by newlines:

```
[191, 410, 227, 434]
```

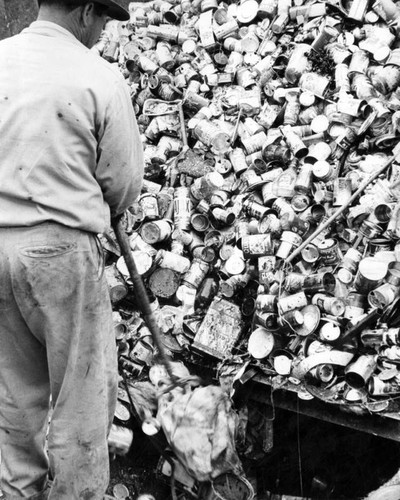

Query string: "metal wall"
[0, 0, 38, 39]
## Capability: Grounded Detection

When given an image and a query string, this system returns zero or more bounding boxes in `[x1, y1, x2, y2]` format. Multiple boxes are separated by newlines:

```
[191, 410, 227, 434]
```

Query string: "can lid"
[236, 0, 259, 23]
[224, 253, 246, 275]
[148, 267, 180, 298]
[113, 483, 130, 500]
[301, 243, 320, 263]
[312, 160, 331, 179]
[273, 353, 293, 375]
[117, 251, 153, 278]
[182, 39, 197, 54]
[308, 141, 331, 160]
[319, 321, 341, 342]
[299, 91, 315, 107]
[248, 327, 275, 359]
[311, 115, 329, 133]
[294, 305, 321, 337]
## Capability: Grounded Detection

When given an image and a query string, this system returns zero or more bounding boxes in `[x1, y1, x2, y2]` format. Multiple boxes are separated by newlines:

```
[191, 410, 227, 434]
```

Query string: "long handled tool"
[112, 217, 179, 385]
[286, 146, 400, 265]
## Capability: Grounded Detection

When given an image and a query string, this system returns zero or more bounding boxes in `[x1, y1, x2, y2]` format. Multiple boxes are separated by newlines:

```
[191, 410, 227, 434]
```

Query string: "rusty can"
[140, 220, 173, 244]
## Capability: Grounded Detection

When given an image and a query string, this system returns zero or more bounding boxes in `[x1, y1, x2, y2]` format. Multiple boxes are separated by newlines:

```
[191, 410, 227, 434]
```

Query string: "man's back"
[0, 20, 142, 233]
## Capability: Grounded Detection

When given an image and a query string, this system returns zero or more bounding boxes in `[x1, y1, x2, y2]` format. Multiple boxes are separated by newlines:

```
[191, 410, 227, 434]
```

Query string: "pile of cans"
[97, 0, 400, 413]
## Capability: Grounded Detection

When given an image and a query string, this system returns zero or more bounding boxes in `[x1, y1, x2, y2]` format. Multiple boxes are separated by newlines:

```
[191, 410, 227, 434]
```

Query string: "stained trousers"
[0, 223, 117, 499]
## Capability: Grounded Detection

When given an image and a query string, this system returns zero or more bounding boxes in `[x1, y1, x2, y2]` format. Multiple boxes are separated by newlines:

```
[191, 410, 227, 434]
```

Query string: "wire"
[296, 398, 304, 497]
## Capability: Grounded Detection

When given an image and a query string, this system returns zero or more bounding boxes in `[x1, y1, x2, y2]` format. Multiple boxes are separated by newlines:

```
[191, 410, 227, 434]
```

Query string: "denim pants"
[0, 223, 117, 499]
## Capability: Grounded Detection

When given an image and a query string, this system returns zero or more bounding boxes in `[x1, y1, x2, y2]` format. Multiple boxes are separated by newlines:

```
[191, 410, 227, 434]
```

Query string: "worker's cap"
[37, 0, 130, 21]
[92, 0, 130, 20]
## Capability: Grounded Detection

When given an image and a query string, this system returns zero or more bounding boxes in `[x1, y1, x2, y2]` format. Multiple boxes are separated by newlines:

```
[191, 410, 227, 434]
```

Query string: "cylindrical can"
[190, 213, 210, 232]
[311, 25, 338, 52]
[280, 125, 309, 158]
[317, 238, 342, 266]
[276, 231, 303, 259]
[333, 177, 352, 207]
[369, 376, 400, 395]
[284, 92, 300, 126]
[242, 132, 268, 155]
[284, 273, 305, 293]
[312, 293, 345, 316]
[156, 249, 190, 273]
[303, 272, 336, 294]
[140, 220, 173, 244]
[299, 72, 330, 97]
[248, 327, 278, 359]
[318, 319, 342, 342]
[229, 148, 249, 175]
[348, 49, 370, 77]
[280, 212, 309, 236]
[182, 259, 211, 288]
[368, 282, 399, 309]
[354, 257, 388, 294]
[278, 291, 308, 314]
[139, 193, 159, 220]
[241, 234, 273, 258]
[340, 247, 362, 274]
[256, 294, 278, 313]
[129, 233, 158, 257]
[262, 143, 291, 164]
[345, 354, 377, 389]
[148, 267, 180, 298]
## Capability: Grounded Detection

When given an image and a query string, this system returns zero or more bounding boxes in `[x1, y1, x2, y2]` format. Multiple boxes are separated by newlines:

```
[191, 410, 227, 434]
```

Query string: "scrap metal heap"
[98, 0, 400, 485]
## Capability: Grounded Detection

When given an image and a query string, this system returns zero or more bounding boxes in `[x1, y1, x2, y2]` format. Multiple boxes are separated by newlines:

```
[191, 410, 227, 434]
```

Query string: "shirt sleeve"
[95, 77, 144, 217]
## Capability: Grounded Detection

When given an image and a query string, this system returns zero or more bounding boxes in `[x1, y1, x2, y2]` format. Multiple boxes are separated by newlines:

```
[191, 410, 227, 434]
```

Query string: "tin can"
[333, 178, 352, 207]
[311, 25, 338, 52]
[248, 327, 277, 359]
[190, 213, 210, 232]
[317, 238, 342, 266]
[182, 258, 210, 288]
[278, 292, 308, 314]
[139, 193, 159, 220]
[242, 132, 268, 155]
[354, 257, 388, 294]
[345, 355, 377, 389]
[129, 233, 157, 257]
[340, 248, 362, 274]
[140, 220, 173, 244]
[312, 293, 345, 316]
[368, 282, 399, 309]
[156, 249, 190, 274]
[303, 272, 336, 294]
[241, 234, 273, 258]
[283, 91, 300, 126]
[243, 199, 268, 220]
[299, 72, 330, 97]
[283, 272, 304, 293]
[256, 294, 278, 312]
[369, 376, 400, 395]
[280, 125, 309, 158]
[276, 231, 303, 259]
[348, 49, 370, 77]
[262, 143, 291, 164]
[148, 267, 181, 298]
[229, 148, 248, 175]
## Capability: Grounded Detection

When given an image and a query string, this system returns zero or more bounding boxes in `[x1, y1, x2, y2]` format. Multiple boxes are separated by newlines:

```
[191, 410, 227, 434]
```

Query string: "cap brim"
[97, 0, 130, 20]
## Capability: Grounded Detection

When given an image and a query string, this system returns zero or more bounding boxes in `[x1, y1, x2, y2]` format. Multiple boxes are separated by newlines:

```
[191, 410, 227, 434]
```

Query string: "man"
[0, 0, 144, 498]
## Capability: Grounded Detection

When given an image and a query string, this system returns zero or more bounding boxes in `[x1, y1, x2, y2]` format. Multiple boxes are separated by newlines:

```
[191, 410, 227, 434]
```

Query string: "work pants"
[0, 223, 117, 499]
